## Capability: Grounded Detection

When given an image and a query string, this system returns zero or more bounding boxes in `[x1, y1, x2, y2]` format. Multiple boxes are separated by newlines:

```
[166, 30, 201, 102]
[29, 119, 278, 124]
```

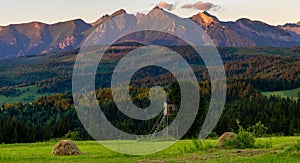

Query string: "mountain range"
[0, 7, 299, 59]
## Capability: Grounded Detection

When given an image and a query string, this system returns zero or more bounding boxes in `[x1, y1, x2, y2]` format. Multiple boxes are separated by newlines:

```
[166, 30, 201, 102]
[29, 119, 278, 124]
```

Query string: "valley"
[0, 5, 300, 162]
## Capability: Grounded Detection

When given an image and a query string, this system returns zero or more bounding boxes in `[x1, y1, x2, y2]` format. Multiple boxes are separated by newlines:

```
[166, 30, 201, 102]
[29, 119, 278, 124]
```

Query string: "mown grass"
[0, 137, 300, 162]
[262, 87, 300, 100]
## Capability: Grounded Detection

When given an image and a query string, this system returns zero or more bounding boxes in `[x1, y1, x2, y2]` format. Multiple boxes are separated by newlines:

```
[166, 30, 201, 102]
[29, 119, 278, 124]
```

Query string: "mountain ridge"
[0, 7, 299, 59]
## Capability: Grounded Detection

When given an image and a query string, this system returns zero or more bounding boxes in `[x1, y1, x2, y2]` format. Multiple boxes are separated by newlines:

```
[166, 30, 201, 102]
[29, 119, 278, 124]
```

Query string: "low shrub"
[224, 130, 255, 149]
[223, 120, 255, 149]
[248, 121, 268, 137]
[64, 131, 81, 141]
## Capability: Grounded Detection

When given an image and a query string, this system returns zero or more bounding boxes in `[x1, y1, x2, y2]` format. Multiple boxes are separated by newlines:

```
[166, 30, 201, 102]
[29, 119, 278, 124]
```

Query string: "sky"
[1, 0, 299, 26]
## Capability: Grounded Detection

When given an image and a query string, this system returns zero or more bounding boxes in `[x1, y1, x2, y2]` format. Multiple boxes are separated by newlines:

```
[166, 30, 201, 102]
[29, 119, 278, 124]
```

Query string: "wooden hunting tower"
[163, 100, 176, 116]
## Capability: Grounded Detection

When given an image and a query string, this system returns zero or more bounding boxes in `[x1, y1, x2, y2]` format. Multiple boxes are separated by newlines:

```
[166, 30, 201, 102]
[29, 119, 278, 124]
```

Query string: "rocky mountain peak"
[0, 8, 299, 59]
[149, 6, 166, 15]
[191, 11, 219, 28]
[236, 18, 252, 23]
[146, 6, 172, 20]
[153, 6, 163, 10]
[202, 11, 219, 21]
[279, 21, 300, 35]
[91, 9, 127, 27]
[111, 9, 127, 17]
[91, 15, 109, 26]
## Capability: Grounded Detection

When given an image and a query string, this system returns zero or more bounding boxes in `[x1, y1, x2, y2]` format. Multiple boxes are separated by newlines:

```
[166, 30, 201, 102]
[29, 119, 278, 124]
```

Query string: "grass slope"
[0, 85, 50, 104]
[1, 137, 300, 162]
[262, 87, 300, 100]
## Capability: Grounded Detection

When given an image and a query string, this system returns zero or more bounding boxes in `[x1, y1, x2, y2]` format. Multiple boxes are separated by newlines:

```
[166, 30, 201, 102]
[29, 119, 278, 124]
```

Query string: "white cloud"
[181, 1, 220, 11]
[158, 1, 176, 11]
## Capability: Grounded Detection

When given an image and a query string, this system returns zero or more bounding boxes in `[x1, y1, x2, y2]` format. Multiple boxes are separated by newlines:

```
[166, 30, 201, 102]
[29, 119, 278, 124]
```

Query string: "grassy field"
[0, 85, 51, 104]
[1, 137, 300, 162]
[262, 87, 300, 100]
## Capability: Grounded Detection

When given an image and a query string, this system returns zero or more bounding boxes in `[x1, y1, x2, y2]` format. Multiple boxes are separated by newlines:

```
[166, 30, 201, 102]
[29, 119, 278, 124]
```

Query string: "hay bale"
[52, 140, 82, 156]
[216, 132, 237, 147]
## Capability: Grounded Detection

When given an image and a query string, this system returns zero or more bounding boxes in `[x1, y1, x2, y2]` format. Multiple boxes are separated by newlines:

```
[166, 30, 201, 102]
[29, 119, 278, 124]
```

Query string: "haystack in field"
[216, 132, 237, 147]
[52, 140, 82, 156]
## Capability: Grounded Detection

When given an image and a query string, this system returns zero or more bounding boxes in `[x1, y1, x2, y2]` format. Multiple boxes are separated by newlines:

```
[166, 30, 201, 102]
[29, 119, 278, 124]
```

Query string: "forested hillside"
[1, 79, 300, 143]
[1, 46, 300, 143]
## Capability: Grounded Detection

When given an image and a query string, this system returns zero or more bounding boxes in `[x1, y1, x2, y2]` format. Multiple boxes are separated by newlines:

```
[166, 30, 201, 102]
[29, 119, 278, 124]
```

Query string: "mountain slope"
[224, 18, 296, 47]
[191, 12, 256, 47]
[0, 7, 299, 59]
[0, 20, 91, 58]
[279, 22, 300, 41]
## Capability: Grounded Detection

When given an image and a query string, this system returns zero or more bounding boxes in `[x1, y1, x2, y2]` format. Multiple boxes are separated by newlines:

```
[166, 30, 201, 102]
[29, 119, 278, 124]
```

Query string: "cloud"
[158, 1, 176, 11]
[181, 1, 219, 11]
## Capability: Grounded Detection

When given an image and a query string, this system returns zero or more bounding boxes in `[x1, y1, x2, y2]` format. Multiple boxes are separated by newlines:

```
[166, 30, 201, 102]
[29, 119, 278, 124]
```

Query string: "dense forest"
[0, 47, 300, 143]
[0, 80, 300, 143]
[1, 47, 300, 93]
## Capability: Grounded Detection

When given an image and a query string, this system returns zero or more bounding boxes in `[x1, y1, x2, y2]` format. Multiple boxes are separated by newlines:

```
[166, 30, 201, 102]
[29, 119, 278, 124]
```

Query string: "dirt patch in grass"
[138, 159, 164, 163]
[181, 149, 277, 162]
[232, 149, 277, 157]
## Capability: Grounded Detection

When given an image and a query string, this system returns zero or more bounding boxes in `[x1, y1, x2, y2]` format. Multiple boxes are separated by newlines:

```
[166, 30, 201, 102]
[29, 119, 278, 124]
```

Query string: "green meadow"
[262, 87, 300, 100]
[0, 85, 51, 104]
[1, 137, 300, 162]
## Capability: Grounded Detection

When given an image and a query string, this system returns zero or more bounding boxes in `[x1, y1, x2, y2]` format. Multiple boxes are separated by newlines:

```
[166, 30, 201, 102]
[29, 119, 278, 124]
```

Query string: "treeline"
[214, 80, 300, 136]
[217, 95, 300, 136]
[0, 94, 90, 143]
[1, 80, 300, 143]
